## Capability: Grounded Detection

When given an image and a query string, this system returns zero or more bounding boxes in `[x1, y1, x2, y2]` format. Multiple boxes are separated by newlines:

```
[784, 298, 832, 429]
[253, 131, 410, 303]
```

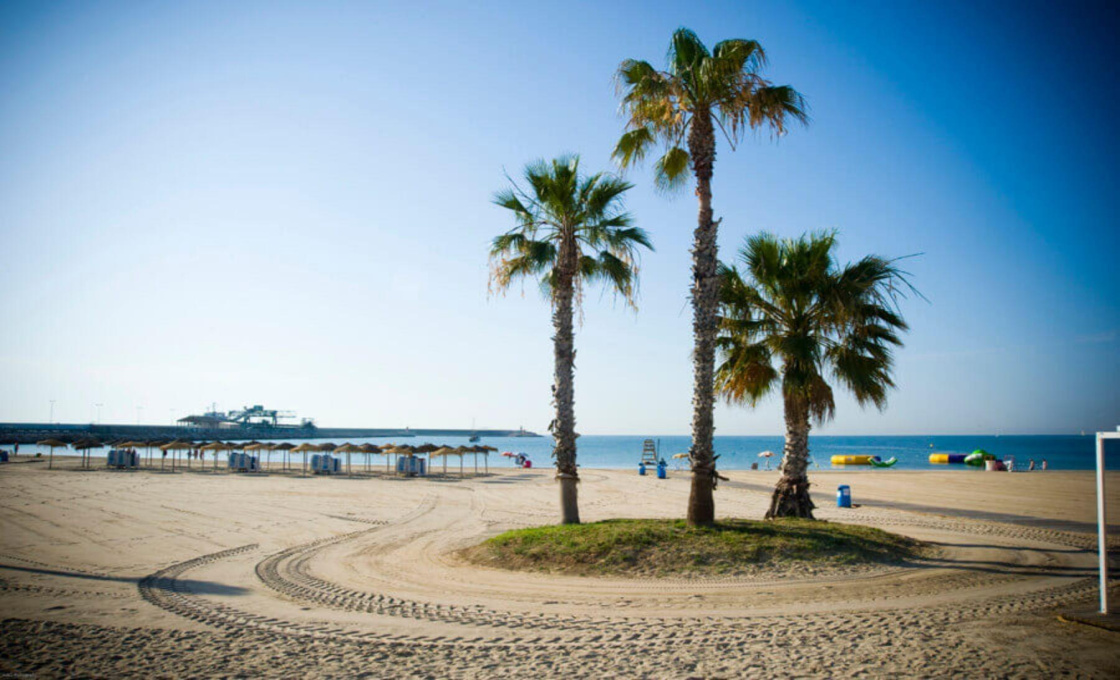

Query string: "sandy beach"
[1, 458, 1117, 678]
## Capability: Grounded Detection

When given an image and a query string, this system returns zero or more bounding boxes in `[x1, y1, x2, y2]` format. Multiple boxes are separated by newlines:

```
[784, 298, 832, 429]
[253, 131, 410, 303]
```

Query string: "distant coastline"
[0, 422, 541, 444]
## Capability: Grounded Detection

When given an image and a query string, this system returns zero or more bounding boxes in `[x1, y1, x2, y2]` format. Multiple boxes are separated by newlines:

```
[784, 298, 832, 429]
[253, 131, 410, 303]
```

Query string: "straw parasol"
[452, 446, 471, 477]
[271, 442, 295, 472]
[71, 438, 102, 470]
[115, 440, 142, 468]
[292, 442, 318, 475]
[359, 443, 382, 473]
[317, 442, 338, 452]
[200, 441, 233, 471]
[262, 442, 285, 471]
[37, 438, 67, 469]
[386, 444, 419, 476]
[144, 440, 167, 467]
[160, 440, 194, 471]
[414, 443, 440, 453]
[466, 445, 490, 475]
[243, 443, 268, 472]
[334, 443, 362, 476]
[430, 446, 457, 476]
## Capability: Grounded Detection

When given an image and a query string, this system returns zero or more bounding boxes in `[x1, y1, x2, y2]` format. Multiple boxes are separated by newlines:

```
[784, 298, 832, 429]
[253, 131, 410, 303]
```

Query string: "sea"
[21, 434, 1119, 471]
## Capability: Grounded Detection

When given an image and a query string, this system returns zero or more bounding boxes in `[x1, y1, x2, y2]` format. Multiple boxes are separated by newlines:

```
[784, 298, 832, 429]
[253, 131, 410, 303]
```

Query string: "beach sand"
[1, 458, 1117, 678]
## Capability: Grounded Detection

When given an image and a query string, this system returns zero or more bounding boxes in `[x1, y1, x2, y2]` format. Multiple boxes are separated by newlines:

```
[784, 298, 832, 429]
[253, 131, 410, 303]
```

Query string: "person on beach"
[1028, 459, 1036, 471]
[1041, 459, 1048, 470]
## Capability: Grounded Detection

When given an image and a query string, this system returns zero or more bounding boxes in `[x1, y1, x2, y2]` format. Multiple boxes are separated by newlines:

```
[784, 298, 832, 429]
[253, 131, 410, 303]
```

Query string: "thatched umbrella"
[377, 443, 395, 472]
[454, 446, 474, 477]
[431, 446, 457, 476]
[386, 444, 417, 475]
[413, 443, 440, 475]
[71, 438, 102, 470]
[358, 443, 382, 473]
[160, 440, 194, 471]
[243, 443, 268, 472]
[200, 441, 232, 471]
[334, 443, 362, 476]
[292, 442, 318, 475]
[478, 445, 496, 474]
[144, 439, 167, 467]
[271, 442, 295, 471]
[260, 443, 280, 471]
[37, 438, 67, 469]
[465, 445, 492, 475]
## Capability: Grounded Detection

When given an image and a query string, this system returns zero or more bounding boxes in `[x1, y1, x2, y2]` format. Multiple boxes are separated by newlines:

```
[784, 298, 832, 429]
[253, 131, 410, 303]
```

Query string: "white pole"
[1097, 432, 1109, 614]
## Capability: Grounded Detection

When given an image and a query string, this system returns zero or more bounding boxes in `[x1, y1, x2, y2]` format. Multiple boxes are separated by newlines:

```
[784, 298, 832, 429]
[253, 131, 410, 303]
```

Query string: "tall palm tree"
[490, 155, 652, 524]
[716, 232, 915, 518]
[614, 28, 808, 525]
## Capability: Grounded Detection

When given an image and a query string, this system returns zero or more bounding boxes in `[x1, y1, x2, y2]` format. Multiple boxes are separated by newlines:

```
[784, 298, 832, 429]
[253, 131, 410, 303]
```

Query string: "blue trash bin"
[656, 462, 667, 479]
[638, 463, 646, 476]
[837, 485, 851, 508]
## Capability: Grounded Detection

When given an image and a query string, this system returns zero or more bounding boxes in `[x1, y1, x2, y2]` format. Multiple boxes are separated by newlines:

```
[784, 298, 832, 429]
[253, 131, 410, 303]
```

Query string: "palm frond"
[654, 146, 690, 192]
[489, 155, 652, 309]
[712, 38, 766, 71]
[717, 231, 915, 421]
[612, 127, 656, 169]
[668, 27, 710, 81]
[747, 85, 810, 136]
[715, 338, 778, 406]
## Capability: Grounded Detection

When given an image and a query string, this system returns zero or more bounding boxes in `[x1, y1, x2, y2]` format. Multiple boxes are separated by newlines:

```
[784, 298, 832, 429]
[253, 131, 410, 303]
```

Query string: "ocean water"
[21, 434, 1118, 471]
[440, 434, 1117, 471]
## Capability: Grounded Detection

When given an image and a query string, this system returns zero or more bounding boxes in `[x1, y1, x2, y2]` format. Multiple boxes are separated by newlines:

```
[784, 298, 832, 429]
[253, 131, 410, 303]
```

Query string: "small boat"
[468, 434, 480, 443]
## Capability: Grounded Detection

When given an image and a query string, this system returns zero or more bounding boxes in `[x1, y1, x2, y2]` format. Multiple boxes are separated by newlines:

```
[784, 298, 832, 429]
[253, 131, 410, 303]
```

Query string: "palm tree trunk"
[686, 109, 720, 527]
[765, 402, 815, 519]
[552, 227, 580, 524]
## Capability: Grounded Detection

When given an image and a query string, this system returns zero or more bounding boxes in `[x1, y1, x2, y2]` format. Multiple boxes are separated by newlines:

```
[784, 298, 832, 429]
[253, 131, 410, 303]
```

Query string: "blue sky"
[1, 0, 1116, 434]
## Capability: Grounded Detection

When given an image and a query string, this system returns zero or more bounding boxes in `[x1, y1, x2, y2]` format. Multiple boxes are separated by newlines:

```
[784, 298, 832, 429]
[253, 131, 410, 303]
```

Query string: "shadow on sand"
[0, 563, 250, 596]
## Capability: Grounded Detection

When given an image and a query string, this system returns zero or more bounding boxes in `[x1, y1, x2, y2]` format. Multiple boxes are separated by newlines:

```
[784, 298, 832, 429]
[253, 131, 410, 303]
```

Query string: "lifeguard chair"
[640, 439, 659, 466]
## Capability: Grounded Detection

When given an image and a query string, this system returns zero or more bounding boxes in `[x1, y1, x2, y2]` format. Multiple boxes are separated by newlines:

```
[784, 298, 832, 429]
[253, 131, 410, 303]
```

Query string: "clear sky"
[1, 0, 1117, 435]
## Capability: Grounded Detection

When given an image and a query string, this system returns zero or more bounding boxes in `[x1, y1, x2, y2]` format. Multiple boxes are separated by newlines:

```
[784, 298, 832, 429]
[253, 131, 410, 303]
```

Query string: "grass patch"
[460, 518, 926, 578]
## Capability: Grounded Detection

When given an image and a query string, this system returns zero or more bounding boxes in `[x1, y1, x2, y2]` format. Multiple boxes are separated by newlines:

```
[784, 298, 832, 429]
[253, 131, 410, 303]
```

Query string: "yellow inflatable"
[929, 453, 950, 464]
[831, 455, 875, 465]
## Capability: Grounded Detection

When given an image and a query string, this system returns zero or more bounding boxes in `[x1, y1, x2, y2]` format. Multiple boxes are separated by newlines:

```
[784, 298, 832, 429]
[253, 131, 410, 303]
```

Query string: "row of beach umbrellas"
[33, 437, 499, 477]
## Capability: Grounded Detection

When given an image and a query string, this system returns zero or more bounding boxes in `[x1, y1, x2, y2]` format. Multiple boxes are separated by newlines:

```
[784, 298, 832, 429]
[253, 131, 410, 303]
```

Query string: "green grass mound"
[461, 518, 926, 578]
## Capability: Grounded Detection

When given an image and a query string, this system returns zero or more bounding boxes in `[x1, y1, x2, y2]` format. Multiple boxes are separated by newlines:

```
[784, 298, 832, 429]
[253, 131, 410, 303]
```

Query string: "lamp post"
[1095, 430, 1119, 614]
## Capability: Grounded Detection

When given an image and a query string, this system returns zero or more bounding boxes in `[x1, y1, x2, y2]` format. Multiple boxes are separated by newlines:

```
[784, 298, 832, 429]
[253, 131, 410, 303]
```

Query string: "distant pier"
[0, 422, 539, 444]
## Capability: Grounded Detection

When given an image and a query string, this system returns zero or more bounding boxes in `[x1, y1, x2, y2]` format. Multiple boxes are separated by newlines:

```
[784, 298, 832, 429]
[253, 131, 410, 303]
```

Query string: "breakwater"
[0, 422, 539, 444]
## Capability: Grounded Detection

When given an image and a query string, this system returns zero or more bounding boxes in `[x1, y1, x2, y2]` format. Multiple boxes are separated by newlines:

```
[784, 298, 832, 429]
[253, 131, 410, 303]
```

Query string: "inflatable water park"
[830, 448, 1017, 471]
[929, 449, 1008, 469]
[829, 454, 898, 467]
